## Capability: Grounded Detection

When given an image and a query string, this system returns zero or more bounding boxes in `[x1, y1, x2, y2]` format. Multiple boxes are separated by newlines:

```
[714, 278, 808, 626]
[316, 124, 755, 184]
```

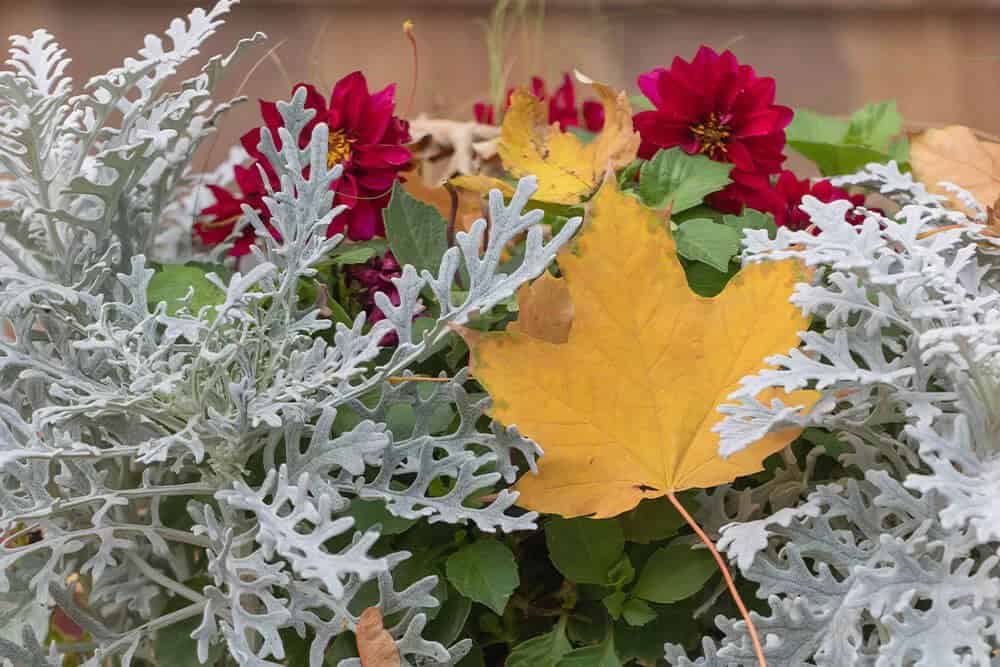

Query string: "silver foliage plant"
[0, 2, 580, 665]
[666, 162, 1000, 666]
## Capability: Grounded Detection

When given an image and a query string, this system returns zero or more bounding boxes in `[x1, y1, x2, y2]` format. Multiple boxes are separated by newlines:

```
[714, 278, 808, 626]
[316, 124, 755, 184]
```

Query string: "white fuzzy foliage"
[0, 5, 579, 665]
[668, 161, 1000, 665]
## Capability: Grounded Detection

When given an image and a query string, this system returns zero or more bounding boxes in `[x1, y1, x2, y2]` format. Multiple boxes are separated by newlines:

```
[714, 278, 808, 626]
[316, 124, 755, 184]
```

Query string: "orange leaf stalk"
[402, 20, 419, 119]
[666, 492, 768, 667]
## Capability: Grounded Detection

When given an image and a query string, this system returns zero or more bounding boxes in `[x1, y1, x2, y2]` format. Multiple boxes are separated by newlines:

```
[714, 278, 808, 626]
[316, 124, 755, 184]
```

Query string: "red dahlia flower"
[633, 46, 792, 176]
[720, 170, 867, 232]
[474, 73, 605, 132]
[194, 164, 276, 257]
[241, 71, 412, 242]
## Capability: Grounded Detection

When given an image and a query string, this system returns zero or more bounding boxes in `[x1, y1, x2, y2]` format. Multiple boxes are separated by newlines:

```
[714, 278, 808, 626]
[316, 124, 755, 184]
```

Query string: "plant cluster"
[2, 2, 999, 667]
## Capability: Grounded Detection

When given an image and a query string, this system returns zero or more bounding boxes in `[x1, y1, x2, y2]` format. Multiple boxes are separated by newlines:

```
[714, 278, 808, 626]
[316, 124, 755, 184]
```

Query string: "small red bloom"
[241, 71, 412, 242]
[348, 251, 403, 345]
[194, 164, 277, 256]
[718, 170, 867, 232]
[633, 46, 792, 178]
[473, 73, 605, 132]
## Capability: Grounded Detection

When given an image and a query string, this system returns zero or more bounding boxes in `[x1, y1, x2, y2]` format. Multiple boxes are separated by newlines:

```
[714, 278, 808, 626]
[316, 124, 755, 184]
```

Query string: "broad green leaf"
[566, 600, 612, 644]
[683, 260, 737, 298]
[154, 594, 224, 667]
[148, 263, 227, 317]
[606, 555, 635, 588]
[722, 209, 777, 237]
[621, 598, 657, 627]
[506, 619, 573, 667]
[786, 102, 906, 176]
[445, 539, 519, 614]
[602, 591, 626, 620]
[634, 543, 716, 604]
[613, 602, 700, 664]
[426, 586, 473, 646]
[545, 517, 625, 585]
[557, 637, 619, 667]
[326, 245, 376, 266]
[348, 499, 416, 536]
[619, 497, 685, 544]
[845, 101, 902, 150]
[787, 141, 896, 178]
[638, 148, 732, 214]
[384, 181, 448, 275]
[674, 219, 743, 272]
[786, 108, 849, 145]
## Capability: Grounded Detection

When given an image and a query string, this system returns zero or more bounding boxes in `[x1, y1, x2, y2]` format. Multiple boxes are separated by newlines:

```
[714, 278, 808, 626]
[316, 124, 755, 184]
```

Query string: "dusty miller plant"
[0, 2, 579, 665]
[665, 162, 1000, 666]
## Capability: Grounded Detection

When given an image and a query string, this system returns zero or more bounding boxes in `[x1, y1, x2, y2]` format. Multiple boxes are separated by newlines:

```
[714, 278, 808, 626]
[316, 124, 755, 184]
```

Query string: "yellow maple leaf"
[465, 181, 819, 518]
[911, 125, 1000, 217]
[488, 79, 639, 205]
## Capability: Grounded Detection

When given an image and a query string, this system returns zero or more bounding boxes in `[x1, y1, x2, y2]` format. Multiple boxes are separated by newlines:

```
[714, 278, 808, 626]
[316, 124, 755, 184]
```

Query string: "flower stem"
[403, 20, 419, 118]
[666, 491, 767, 666]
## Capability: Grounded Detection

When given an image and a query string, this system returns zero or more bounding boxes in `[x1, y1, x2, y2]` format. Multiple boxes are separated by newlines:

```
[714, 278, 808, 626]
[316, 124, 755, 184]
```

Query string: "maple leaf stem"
[666, 491, 768, 667]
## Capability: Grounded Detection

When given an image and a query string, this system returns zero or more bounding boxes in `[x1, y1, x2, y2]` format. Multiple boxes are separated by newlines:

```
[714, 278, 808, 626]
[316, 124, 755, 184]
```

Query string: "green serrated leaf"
[506, 619, 572, 667]
[619, 497, 685, 544]
[383, 181, 448, 274]
[614, 601, 700, 663]
[148, 263, 227, 318]
[545, 517, 625, 585]
[634, 543, 717, 604]
[786, 108, 849, 145]
[637, 148, 732, 213]
[674, 219, 743, 272]
[845, 101, 902, 150]
[621, 598, 657, 627]
[557, 636, 619, 667]
[446, 539, 519, 614]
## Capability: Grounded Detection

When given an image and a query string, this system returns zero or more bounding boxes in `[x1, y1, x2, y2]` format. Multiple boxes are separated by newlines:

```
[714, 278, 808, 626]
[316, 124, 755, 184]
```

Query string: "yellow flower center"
[327, 129, 353, 168]
[690, 113, 732, 160]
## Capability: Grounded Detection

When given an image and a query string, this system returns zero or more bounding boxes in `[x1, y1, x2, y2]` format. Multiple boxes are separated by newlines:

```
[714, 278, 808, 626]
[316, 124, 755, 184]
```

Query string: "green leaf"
[445, 539, 519, 614]
[347, 499, 416, 536]
[619, 497, 685, 544]
[557, 637, 619, 667]
[154, 594, 224, 667]
[606, 555, 635, 588]
[633, 543, 717, 604]
[614, 601, 699, 663]
[621, 598, 657, 627]
[506, 619, 573, 667]
[426, 586, 473, 646]
[629, 94, 655, 112]
[674, 219, 743, 272]
[617, 159, 642, 191]
[787, 141, 896, 178]
[148, 263, 227, 318]
[683, 260, 737, 298]
[786, 108, 849, 145]
[602, 591, 626, 620]
[722, 209, 777, 238]
[638, 148, 732, 214]
[545, 517, 625, 585]
[786, 102, 906, 176]
[383, 181, 448, 274]
[845, 101, 902, 150]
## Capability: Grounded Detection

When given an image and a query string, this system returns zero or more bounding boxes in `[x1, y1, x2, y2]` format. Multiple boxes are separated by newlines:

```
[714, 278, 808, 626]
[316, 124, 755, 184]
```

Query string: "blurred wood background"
[2, 0, 1000, 170]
